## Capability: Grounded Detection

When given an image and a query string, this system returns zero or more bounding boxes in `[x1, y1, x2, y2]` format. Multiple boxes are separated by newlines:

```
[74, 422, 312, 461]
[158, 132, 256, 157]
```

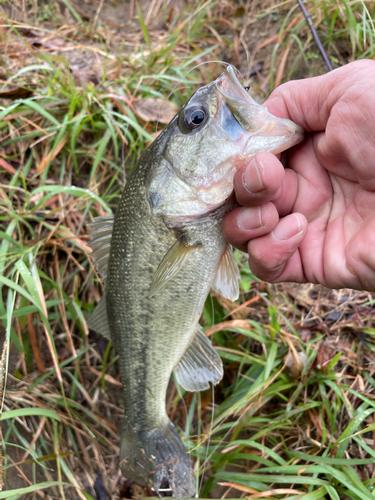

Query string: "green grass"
[1, 0, 375, 498]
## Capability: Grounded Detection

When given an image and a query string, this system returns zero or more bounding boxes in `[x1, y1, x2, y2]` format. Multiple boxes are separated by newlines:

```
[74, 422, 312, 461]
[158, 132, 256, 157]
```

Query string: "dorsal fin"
[88, 215, 114, 282]
[150, 234, 198, 297]
[211, 244, 240, 301]
[87, 293, 111, 340]
[174, 325, 223, 392]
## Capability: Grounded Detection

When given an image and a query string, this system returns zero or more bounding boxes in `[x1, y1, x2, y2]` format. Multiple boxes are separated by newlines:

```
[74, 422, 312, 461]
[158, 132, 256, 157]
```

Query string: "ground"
[0, 1, 375, 499]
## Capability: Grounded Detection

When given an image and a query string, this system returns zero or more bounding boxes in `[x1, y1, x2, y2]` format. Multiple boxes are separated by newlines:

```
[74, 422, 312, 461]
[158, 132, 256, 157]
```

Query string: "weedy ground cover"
[1, 0, 375, 498]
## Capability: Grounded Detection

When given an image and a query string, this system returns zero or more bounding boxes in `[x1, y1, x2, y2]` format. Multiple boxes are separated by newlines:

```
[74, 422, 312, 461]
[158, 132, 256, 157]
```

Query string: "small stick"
[297, 0, 333, 72]
[91, 0, 105, 33]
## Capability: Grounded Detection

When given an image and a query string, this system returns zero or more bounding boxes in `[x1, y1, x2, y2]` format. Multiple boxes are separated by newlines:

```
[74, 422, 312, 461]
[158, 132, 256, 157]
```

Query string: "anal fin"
[211, 244, 240, 301]
[174, 325, 223, 392]
[87, 294, 111, 340]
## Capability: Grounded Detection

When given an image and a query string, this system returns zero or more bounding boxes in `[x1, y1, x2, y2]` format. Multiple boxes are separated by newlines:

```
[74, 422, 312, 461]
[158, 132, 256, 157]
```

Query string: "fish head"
[149, 65, 304, 220]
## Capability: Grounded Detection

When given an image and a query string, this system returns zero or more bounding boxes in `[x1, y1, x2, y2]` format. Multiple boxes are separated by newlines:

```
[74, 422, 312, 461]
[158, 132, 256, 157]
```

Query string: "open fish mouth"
[216, 65, 304, 155]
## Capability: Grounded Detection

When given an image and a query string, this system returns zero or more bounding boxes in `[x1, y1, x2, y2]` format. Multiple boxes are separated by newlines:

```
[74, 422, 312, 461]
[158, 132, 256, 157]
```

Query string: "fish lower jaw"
[243, 130, 303, 156]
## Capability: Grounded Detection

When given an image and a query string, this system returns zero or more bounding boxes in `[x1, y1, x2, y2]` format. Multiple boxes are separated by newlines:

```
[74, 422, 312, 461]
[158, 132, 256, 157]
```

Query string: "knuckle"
[248, 241, 266, 266]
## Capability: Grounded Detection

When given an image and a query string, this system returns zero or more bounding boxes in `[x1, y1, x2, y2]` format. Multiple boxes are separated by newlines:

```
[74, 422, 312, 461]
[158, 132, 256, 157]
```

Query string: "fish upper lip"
[217, 65, 304, 145]
[217, 65, 247, 96]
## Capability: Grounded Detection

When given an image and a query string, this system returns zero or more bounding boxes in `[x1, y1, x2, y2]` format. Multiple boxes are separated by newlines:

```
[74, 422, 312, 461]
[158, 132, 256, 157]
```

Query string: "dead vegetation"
[1, 0, 375, 499]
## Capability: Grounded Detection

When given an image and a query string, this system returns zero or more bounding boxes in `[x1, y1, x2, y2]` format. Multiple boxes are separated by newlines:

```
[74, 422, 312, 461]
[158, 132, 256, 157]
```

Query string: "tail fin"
[120, 422, 195, 498]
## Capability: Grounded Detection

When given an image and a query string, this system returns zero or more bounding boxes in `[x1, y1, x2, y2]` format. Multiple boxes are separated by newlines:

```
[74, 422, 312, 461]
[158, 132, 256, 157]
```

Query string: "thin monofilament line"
[168, 60, 231, 101]
[154, 61, 231, 134]
[297, 0, 333, 71]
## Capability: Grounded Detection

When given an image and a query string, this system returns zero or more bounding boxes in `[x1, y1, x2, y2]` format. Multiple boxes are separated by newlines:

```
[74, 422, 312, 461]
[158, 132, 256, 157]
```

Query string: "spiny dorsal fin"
[88, 215, 114, 282]
[87, 293, 111, 340]
[149, 234, 198, 297]
[174, 325, 223, 392]
[211, 244, 240, 301]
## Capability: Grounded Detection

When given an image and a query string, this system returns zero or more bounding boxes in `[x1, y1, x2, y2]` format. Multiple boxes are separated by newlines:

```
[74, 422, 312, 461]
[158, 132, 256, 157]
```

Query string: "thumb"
[263, 60, 375, 132]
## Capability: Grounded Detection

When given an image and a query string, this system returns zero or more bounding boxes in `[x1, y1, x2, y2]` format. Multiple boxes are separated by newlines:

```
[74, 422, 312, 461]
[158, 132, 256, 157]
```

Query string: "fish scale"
[108, 155, 227, 426]
[88, 65, 304, 497]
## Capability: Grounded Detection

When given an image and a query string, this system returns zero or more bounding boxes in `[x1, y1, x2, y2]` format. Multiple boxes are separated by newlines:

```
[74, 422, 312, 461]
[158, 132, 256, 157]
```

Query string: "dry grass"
[0, 0, 375, 499]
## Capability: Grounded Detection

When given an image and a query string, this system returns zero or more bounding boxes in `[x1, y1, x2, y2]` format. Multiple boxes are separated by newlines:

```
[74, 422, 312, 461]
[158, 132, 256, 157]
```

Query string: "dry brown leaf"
[27, 313, 46, 374]
[213, 293, 249, 318]
[284, 333, 307, 379]
[90, 368, 122, 387]
[205, 319, 250, 337]
[0, 86, 33, 99]
[134, 97, 178, 124]
[58, 228, 90, 253]
[275, 39, 293, 88]
[0, 157, 17, 174]
[223, 295, 261, 319]
[308, 409, 323, 438]
[247, 488, 304, 498]
[36, 137, 67, 173]
[218, 482, 259, 494]
[29, 36, 70, 50]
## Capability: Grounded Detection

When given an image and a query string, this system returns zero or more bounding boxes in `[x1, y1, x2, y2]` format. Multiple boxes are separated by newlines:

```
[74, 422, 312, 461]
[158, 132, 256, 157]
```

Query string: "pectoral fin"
[211, 244, 240, 301]
[150, 235, 197, 297]
[88, 215, 114, 282]
[87, 294, 111, 340]
[174, 325, 223, 392]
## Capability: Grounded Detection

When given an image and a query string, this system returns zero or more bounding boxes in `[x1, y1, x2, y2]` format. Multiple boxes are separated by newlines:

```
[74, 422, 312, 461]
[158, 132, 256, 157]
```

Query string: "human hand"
[223, 59, 375, 291]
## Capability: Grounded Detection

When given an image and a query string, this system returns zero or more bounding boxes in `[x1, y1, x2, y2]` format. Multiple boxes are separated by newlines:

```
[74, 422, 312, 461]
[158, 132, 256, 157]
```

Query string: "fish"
[87, 65, 304, 498]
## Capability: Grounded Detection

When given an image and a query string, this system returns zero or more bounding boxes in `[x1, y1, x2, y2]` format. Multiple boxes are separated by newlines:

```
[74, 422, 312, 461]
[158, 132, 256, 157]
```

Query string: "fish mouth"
[216, 65, 304, 155]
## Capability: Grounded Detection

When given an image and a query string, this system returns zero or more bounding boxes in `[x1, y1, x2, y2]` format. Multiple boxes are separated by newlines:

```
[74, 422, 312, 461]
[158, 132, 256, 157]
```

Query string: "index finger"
[263, 60, 375, 132]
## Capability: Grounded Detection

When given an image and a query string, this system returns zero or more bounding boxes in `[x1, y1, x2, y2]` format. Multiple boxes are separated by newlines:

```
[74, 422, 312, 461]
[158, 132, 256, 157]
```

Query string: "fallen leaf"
[247, 488, 305, 498]
[218, 482, 258, 494]
[17, 27, 45, 37]
[134, 97, 178, 124]
[223, 295, 261, 319]
[205, 319, 250, 337]
[0, 86, 33, 99]
[29, 36, 69, 50]
[308, 408, 323, 438]
[36, 136, 67, 173]
[284, 350, 307, 379]
[0, 157, 17, 174]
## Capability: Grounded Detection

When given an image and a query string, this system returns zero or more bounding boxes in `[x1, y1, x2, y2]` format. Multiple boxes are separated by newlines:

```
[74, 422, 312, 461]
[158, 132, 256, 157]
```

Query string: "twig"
[91, 0, 105, 34]
[297, 0, 333, 71]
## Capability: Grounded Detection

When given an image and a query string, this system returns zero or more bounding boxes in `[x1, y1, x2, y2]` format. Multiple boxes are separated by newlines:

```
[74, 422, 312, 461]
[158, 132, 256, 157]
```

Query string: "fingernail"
[237, 207, 263, 230]
[272, 214, 302, 241]
[243, 156, 265, 194]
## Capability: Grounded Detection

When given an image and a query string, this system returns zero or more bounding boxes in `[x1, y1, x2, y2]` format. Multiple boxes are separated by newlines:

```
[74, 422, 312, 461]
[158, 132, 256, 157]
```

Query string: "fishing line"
[167, 59, 230, 100]
[153, 60, 231, 134]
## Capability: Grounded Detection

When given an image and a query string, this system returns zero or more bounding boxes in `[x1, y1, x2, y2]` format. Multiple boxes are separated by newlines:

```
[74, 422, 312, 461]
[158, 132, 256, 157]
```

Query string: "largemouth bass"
[88, 66, 303, 498]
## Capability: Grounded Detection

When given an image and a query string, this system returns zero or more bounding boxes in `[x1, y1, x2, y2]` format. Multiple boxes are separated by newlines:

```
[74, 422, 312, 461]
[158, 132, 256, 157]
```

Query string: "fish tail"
[120, 421, 196, 498]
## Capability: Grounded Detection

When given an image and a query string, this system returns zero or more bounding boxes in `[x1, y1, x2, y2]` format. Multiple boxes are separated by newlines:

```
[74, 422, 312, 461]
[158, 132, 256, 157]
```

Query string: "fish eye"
[182, 105, 208, 131]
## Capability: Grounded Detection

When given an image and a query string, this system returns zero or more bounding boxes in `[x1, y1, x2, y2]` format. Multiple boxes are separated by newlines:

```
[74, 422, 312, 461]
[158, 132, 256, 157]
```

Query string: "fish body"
[88, 66, 303, 498]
